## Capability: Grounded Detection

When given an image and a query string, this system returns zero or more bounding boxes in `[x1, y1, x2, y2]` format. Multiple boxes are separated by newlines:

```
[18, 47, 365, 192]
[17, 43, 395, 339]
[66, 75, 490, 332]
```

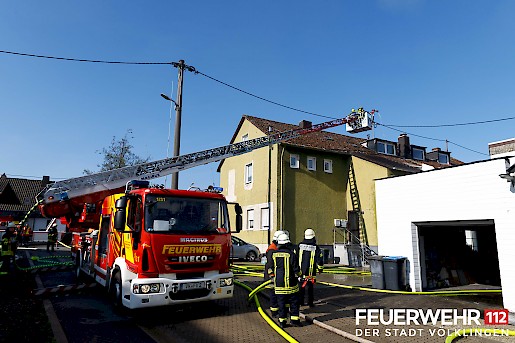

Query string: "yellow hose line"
[232, 264, 264, 270]
[232, 265, 500, 296]
[57, 240, 72, 249]
[445, 328, 515, 343]
[319, 281, 502, 296]
[233, 271, 264, 278]
[235, 280, 299, 343]
[323, 270, 371, 275]
[248, 279, 272, 300]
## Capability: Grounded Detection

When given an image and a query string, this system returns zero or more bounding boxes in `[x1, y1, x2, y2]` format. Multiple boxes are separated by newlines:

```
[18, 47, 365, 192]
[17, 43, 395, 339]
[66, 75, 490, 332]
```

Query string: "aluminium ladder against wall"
[39, 115, 361, 207]
[347, 159, 377, 265]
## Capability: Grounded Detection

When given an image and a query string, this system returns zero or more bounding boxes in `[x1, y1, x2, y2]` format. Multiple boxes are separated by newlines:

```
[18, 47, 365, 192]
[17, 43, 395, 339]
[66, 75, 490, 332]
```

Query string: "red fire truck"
[37, 113, 366, 309]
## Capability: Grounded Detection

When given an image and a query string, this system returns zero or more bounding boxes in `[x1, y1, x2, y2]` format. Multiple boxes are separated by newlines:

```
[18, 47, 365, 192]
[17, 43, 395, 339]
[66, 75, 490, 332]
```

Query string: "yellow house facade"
[218, 116, 460, 262]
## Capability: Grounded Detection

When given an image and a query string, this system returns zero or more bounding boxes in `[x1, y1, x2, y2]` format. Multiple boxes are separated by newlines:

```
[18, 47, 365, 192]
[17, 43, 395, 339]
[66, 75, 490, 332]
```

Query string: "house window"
[307, 156, 316, 171]
[261, 207, 269, 231]
[377, 141, 396, 155]
[290, 154, 300, 169]
[438, 153, 449, 164]
[324, 159, 333, 173]
[412, 148, 425, 161]
[241, 133, 248, 142]
[244, 163, 253, 184]
[247, 209, 254, 230]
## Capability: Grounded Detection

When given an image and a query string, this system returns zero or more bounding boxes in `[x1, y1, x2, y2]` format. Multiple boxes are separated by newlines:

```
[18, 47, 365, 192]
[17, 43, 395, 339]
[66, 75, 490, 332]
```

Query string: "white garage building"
[376, 145, 515, 312]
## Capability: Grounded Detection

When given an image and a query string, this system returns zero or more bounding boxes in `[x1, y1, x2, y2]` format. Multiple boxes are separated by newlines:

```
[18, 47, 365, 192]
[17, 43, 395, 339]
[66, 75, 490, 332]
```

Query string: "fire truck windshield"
[145, 195, 229, 234]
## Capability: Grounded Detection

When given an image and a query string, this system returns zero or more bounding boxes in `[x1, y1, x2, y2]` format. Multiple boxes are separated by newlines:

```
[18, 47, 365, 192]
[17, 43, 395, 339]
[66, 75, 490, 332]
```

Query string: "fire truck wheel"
[246, 251, 258, 262]
[110, 271, 123, 309]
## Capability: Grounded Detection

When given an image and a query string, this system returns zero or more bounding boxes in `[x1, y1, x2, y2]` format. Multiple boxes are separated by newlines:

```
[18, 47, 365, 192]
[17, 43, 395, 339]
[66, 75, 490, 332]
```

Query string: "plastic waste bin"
[368, 255, 385, 289]
[383, 256, 407, 291]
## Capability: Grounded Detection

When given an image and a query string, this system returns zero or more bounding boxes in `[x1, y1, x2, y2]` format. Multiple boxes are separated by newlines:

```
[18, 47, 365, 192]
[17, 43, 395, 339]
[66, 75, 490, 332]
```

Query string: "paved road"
[30, 247, 352, 343]
[31, 247, 513, 343]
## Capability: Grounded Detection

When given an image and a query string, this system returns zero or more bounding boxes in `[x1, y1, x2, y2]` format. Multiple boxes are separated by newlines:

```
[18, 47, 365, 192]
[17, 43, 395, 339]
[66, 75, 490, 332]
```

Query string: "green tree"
[84, 130, 150, 175]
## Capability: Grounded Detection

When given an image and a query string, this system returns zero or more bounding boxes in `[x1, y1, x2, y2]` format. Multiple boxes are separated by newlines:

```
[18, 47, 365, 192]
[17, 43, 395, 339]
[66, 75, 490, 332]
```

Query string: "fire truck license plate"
[181, 281, 205, 290]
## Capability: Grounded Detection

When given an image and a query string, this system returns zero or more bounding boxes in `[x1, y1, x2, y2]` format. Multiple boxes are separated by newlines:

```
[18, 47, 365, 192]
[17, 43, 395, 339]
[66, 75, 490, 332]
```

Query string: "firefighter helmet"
[304, 228, 315, 239]
[277, 233, 290, 245]
[273, 230, 284, 242]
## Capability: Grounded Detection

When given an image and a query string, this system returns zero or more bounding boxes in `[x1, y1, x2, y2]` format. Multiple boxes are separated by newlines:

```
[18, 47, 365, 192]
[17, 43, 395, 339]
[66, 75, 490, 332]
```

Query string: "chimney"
[432, 147, 441, 152]
[299, 120, 312, 129]
[41, 176, 50, 187]
[398, 133, 411, 158]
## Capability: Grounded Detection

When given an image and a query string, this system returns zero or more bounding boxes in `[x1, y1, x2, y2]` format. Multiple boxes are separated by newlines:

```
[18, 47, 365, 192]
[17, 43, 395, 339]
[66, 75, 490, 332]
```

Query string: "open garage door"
[416, 220, 500, 290]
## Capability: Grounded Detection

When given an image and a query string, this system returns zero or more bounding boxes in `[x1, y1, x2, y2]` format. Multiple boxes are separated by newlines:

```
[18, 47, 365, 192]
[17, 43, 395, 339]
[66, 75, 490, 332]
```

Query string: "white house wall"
[376, 157, 515, 312]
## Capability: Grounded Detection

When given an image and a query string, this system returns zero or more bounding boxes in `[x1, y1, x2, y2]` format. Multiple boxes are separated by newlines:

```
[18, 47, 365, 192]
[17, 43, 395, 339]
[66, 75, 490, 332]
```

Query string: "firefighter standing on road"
[267, 233, 302, 328]
[264, 230, 284, 318]
[21, 224, 33, 247]
[298, 228, 324, 307]
[1, 222, 18, 274]
[47, 222, 58, 252]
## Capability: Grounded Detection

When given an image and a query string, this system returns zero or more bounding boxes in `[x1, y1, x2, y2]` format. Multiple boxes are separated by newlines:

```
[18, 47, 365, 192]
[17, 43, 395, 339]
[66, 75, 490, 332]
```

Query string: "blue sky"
[2, 1, 515, 189]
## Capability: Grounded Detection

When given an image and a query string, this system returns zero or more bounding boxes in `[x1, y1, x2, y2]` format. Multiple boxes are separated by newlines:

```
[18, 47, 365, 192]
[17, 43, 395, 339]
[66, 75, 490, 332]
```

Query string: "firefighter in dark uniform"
[298, 228, 324, 307]
[1, 222, 18, 274]
[268, 233, 302, 328]
[47, 222, 58, 252]
[264, 230, 284, 318]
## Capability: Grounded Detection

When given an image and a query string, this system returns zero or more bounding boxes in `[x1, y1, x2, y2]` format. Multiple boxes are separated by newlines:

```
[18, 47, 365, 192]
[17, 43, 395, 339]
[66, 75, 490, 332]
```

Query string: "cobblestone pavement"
[5, 249, 512, 343]
[238, 264, 511, 343]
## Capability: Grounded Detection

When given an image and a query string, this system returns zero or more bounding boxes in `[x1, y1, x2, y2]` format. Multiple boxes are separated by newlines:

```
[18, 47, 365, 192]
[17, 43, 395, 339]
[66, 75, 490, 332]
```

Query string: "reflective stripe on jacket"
[298, 238, 323, 277]
[2, 237, 14, 256]
[270, 248, 301, 294]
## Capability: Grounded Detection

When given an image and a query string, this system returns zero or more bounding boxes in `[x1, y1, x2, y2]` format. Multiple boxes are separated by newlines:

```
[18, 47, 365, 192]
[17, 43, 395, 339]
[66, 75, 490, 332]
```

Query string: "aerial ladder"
[37, 111, 372, 227]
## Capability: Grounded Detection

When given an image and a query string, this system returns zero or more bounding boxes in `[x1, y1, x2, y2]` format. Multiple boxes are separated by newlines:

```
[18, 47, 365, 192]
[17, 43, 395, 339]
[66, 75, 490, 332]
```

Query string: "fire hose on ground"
[445, 328, 515, 342]
[233, 264, 508, 343]
[235, 280, 299, 343]
[15, 255, 73, 272]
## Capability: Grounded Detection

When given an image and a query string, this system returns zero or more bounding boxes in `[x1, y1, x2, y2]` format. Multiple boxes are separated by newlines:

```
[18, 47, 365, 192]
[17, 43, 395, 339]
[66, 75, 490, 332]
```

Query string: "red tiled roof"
[217, 115, 462, 173]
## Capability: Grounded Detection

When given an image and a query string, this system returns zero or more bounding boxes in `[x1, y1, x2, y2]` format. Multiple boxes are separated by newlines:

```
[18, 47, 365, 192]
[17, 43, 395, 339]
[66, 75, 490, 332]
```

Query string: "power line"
[375, 122, 489, 156]
[0, 50, 335, 119]
[194, 70, 334, 120]
[381, 116, 515, 128]
[0, 50, 171, 65]
[0, 49, 501, 156]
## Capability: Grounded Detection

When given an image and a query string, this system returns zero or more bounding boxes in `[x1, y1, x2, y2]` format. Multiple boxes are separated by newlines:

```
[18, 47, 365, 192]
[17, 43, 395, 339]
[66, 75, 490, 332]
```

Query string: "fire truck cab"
[73, 180, 241, 309]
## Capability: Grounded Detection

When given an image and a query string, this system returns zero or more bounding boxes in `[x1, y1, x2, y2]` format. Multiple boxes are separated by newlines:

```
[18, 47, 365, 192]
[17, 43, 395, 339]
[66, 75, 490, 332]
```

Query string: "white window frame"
[247, 209, 254, 230]
[377, 141, 396, 155]
[307, 156, 317, 171]
[324, 159, 333, 173]
[261, 207, 270, 231]
[244, 163, 253, 184]
[412, 148, 425, 161]
[241, 133, 249, 142]
[290, 154, 300, 169]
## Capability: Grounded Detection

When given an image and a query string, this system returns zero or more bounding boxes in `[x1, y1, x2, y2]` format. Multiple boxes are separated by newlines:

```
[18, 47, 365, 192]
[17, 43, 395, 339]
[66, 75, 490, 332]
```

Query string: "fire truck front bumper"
[125, 272, 234, 309]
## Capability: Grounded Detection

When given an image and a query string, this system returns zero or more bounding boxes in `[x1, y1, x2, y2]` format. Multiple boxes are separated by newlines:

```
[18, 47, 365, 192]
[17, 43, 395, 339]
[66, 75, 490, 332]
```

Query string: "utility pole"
[171, 60, 185, 190]
[165, 60, 196, 190]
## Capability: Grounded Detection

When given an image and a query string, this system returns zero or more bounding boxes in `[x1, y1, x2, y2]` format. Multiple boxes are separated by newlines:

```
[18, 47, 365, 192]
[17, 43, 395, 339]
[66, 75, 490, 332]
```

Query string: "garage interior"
[416, 220, 501, 290]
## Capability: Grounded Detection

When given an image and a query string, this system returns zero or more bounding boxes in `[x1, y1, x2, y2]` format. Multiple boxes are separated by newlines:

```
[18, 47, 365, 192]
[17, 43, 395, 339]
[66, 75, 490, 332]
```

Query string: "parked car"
[231, 236, 260, 262]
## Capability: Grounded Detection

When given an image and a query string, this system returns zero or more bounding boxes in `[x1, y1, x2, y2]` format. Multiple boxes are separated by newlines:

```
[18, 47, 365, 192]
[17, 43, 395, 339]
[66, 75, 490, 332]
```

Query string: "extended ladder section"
[38, 114, 361, 210]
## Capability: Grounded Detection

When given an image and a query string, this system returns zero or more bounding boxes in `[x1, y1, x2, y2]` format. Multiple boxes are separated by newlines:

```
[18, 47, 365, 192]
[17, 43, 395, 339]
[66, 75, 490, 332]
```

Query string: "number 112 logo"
[484, 309, 509, 325]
